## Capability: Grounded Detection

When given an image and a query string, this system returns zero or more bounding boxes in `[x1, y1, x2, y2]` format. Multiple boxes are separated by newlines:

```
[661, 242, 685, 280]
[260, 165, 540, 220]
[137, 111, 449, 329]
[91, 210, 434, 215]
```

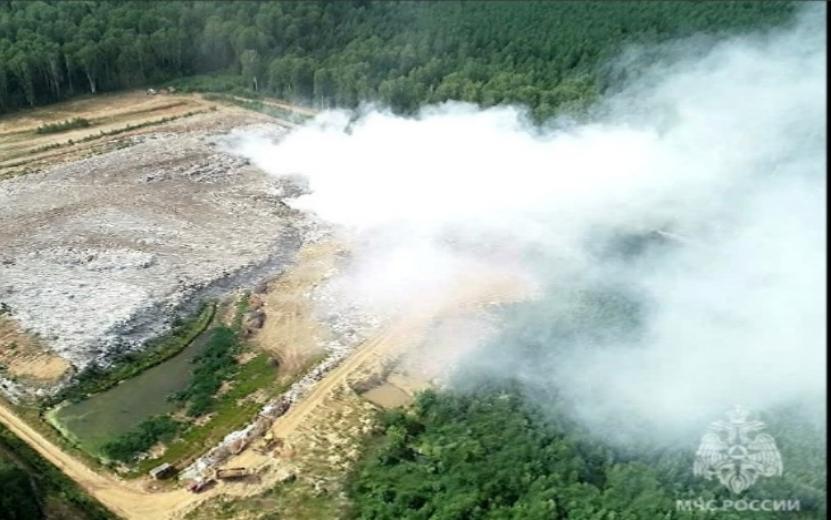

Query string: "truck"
[214, 467, 251, 480]
[148, 462, 176, 480]
[187, 478, 214, 493]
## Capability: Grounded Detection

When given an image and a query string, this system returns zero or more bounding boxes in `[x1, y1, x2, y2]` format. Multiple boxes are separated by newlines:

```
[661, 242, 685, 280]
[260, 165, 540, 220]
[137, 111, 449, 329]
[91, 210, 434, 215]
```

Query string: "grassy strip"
[203, 93, 311, 124]
[45, 303, 216, 407]
[105, 99, 189, 119]
[134, 351, 281, 475]
[42, 405, 81, 446]
[101, 415, 180, 463]
[164, 73, 248, 95]
[231, 291, 250, 333]
[35, 117, 91, 134]
[0, 423, 115, 519]
[173, 326, 240, 417]
[2, 109, 211, 166]
[67, 109, 211, 144]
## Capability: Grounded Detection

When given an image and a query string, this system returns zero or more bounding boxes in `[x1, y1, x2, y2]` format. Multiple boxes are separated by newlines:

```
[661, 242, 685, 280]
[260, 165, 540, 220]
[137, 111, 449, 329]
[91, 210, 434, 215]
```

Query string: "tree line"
[0, 1, 795, 119]
[0, 424, 114, 519]
[349, 387, 825, 519]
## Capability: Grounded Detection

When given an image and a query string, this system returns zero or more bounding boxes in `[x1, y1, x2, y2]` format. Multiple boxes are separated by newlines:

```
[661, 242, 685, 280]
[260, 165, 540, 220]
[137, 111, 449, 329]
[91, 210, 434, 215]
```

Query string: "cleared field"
[0, 92, 207, 176]
[0, 316, 71, 386]
[0, 91, 314, 179]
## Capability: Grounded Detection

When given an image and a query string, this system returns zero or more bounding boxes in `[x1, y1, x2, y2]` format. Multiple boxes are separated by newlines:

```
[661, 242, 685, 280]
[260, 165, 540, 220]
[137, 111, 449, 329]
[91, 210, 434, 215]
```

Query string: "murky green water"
[51, 333, 211, 454]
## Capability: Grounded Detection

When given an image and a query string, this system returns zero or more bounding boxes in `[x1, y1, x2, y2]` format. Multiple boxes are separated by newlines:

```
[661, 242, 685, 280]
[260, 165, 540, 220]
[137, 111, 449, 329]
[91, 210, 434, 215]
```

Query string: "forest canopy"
[0, 1, 796, 119]
[349, 388, 825, 519]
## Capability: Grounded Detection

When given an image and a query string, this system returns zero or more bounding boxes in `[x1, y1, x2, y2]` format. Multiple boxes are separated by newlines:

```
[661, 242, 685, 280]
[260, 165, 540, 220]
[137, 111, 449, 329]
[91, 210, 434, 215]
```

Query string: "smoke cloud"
[236, 5, 826, 440]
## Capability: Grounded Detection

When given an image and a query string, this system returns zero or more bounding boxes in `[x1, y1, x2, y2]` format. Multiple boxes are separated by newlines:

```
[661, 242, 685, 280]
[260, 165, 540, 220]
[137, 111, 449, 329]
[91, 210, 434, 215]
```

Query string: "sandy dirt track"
[0, 321, 423, 519]
[0, 268, 531, 519]
[0, 398, 194, 519]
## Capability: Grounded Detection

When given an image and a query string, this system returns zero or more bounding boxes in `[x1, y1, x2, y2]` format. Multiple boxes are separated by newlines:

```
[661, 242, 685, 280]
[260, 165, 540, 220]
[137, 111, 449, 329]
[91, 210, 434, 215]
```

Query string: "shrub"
[35, 117, 91, 134]
[173, 326, 240, 416]
[101, 416, 180, 462]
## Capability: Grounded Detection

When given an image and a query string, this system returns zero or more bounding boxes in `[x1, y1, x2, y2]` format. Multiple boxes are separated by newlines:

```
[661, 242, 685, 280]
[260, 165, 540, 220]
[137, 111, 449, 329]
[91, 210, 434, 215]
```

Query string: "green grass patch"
[100, 415, 180, 463]
[35, 117, 91, 134]
[164, 72, 248, 95]
[45, 303, 216, 407]
[134, 351, 282, 475]
[227, 352, 281, 400]
[173, 326, 240, 417]
[231, 292, 250, 333]
[205, 93, 311, 124]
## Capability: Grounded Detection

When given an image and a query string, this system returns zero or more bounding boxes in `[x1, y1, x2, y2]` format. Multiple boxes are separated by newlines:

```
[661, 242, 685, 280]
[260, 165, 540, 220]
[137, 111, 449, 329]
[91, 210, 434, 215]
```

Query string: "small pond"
[51, 332, 212, 454]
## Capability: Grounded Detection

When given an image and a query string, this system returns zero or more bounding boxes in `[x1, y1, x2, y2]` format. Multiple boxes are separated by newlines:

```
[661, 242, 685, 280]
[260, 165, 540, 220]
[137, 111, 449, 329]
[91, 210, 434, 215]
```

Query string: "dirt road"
[0, 399, 194, 519]
[0, 266, 531, 519]
[0, 319, 418, 519]
[269, 268, 532, 440]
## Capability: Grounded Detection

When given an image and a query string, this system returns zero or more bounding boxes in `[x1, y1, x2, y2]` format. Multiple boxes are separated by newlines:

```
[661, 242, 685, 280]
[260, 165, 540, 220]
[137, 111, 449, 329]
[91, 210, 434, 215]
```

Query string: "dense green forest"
[0, 424, 114, 520]
[349, 388, 825, 519]
[0, 1, 795, 119]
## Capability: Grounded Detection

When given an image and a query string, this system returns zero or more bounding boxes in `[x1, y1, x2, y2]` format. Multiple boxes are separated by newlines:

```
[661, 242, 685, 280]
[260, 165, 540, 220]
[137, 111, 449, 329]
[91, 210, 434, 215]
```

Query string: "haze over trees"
[0, 1, 795, 119]
[350, 388, 825, 519]
[349, 275, 825, 518]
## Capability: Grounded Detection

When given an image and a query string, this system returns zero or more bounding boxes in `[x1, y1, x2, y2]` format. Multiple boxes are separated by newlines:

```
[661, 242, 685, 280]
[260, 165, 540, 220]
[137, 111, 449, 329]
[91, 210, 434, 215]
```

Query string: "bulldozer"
[253, 431, 282, 455]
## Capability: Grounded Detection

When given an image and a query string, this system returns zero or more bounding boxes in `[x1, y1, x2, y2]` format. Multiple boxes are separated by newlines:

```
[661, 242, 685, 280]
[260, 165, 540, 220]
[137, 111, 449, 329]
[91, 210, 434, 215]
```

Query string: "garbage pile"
[0, 126, 303, 372]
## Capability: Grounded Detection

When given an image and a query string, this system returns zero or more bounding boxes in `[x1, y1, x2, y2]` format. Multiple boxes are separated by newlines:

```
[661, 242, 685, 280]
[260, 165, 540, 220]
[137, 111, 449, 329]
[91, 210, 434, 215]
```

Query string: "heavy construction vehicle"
[187, 478, 214, 493]
[214, 467, 251, 480]
[253, 431, 282, 454]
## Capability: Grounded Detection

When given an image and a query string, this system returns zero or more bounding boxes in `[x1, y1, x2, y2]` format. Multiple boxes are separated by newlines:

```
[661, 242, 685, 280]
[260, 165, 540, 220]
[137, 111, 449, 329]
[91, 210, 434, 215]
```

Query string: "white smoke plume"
[236, 5, 826, 438]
